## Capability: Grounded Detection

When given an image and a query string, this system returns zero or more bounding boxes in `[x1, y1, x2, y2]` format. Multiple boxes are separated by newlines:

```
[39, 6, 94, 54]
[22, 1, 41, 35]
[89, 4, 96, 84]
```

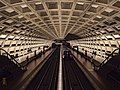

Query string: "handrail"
[94, 47, 120, 70]
[0, 48, 25, 70]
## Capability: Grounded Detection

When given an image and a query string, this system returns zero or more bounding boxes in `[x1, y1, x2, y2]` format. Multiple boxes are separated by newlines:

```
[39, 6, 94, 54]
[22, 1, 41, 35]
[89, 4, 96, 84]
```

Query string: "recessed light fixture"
[101, 36, 106, 39]
[106, 35, 113, 38]
[15, 30, 20, 33]
[0, 34, 7, 38]
[107, 28, 113, 31]
[21, 4, 27, 8]
[6, 28, 14, 31]
[91, 4, 99, 8]
[15, 36, 20, 39]
[113, 34, 120, 38]
[5, 8, 14, 13]
[35, 2, 42, 5]
[77, 2, 84, 5]
[29, 12, 34, 15]
[96, 16, 102, 18]
[105, 8, 114, 13]
[0, 15, 2, 18]
[18, 15, 23, 18]
[8, 35, 14, 38]
[6, 19, 13, 23]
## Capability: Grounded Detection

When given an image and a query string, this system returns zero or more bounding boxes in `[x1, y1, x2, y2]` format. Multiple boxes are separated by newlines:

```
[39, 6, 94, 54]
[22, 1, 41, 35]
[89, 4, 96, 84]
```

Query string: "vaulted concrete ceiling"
[0, 0, 120, 40]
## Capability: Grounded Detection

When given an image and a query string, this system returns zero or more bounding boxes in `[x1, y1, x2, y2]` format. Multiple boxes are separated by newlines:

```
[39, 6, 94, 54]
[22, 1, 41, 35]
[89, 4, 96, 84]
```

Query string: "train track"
[26, 46, 60, 90]
[63, 52, 95, 90]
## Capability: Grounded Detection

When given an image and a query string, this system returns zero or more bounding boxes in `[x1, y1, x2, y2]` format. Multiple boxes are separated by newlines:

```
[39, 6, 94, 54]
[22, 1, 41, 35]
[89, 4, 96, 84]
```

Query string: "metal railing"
[0, 48, 26, 70]
[93, 48, 120, 70]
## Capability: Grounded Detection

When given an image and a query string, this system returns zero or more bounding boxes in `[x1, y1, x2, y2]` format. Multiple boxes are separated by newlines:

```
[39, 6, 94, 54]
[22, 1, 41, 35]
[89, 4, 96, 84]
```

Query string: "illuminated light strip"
[57, 46, 63, 90]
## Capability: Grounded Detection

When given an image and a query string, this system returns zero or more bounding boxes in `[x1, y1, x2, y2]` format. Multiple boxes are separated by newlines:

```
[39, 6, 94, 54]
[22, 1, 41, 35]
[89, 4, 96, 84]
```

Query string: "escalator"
[93, 48, 120, 88]
[0, 48, 26, 78]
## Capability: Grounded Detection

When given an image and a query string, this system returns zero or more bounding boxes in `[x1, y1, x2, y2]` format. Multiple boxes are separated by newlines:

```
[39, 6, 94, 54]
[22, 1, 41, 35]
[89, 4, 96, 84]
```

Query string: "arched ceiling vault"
[0, 0, 120, 40]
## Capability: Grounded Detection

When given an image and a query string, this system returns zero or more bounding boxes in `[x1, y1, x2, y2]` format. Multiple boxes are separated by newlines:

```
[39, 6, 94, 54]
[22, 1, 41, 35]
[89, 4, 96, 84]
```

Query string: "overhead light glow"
[113, 35, 120, 38]
[6, 19, 13, 23]
[0, 34, 7, 38]
[77, 2, 84, 5]
[21, 37, 24, 39]
[15, 36, 20, 39]
[21, 4, 27, 8]
[8, 35, 14, 38]
[35, 2, 42, 5]
[18, 15, 23, 19]
[96, 16, 102, 18]
[15, 30, 20, 33]
[0, 15, 2, 18]
[105, 8, 114, 13]
[107, 28, 113, 31]
[106, 35, 113, 38]
[5, 8, 14, 13]
[91, 4, 99, 8]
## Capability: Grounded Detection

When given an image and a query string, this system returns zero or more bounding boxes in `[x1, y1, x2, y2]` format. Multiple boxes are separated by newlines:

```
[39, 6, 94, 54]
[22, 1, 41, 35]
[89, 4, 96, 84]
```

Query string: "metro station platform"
[0, 0, 120, 90]
[0, 45, 120, 90]
[0, 48, 54, 90]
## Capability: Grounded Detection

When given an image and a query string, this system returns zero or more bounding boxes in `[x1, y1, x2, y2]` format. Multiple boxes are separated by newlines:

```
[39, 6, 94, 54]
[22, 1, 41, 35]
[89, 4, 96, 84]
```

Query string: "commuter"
[92, 51, 94, 56]
[92, 51, 96, 59]
[2, 77, 7, 90]
[34, 50, 37, 59]
[80, 48, 84, 58]
[85, 50, 87, 56]
[15, 54, 18, 58]
[91, 51, 96, 64]
[118, 48, 120, 55]
[26, 56, 29, 65]
[80, 52, 84, 58]
[34, 50, 36, 56]
[0, 67, 11, 89]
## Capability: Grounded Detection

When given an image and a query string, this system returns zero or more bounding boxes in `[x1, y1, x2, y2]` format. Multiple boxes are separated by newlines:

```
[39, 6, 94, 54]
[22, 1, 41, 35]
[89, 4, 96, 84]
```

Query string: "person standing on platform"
[26, 56, 29, 65]
[93, 51, 96, 59]
[85, 50, 87, 56]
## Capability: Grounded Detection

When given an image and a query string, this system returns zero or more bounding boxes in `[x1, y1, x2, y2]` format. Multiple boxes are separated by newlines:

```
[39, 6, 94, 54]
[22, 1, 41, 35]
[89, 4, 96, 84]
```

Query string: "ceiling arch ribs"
[58, 0, 62, 38]
[0, 0, 120, 40]
[22, 0, 58, 39]
[0, 0, 56, 40]
[42, 1, 60, 38]
[64, 0, 96, 37]
[62, 0, 77, 37]
[73, 0, 120, 38]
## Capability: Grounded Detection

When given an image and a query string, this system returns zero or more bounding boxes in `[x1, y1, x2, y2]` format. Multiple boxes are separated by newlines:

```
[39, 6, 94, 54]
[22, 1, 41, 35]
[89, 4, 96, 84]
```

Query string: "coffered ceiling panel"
[0, 0, 120, 40]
